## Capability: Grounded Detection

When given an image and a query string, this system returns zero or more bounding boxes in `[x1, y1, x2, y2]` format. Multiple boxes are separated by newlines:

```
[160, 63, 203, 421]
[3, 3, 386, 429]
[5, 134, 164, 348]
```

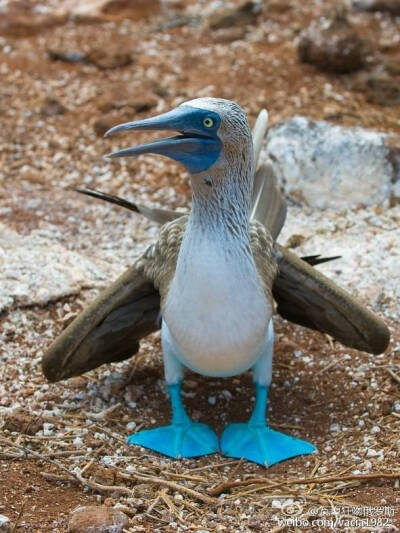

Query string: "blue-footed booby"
[42, 98, 390, 467]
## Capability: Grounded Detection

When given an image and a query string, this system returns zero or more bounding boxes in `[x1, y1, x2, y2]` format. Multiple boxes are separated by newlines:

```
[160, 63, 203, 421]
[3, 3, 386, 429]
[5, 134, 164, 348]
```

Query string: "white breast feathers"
[163, 237, 272, 377]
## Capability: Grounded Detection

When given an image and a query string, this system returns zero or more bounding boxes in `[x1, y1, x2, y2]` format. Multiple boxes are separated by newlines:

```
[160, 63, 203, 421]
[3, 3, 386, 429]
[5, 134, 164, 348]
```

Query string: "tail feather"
[250, 163, 287, 241]
[71, 187, 181, 225]
[252, 109, 269, 170]
[250, 109, 287, 240]
[302, 254, 341, 266]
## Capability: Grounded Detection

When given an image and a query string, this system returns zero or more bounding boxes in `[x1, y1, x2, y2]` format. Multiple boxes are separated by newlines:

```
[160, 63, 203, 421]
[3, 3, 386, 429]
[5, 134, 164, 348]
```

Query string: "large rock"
[263, 117, 400, 209]
[68, 506, 129, 533]
[0, 224, 111, 312]
[298, 8, 365, 73]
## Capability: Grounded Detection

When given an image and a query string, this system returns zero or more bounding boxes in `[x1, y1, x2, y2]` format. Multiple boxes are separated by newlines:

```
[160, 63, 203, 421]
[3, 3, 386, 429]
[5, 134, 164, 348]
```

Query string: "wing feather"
[273, 244, 390, 354]
[42, 265, 160, 381]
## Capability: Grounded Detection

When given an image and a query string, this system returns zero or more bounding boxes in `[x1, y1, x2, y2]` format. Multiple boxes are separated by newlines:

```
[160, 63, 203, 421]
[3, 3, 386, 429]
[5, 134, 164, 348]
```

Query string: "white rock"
[263, 117, 400, 209]
[0, 515, 10, 533]
[0, 223, 112, 312]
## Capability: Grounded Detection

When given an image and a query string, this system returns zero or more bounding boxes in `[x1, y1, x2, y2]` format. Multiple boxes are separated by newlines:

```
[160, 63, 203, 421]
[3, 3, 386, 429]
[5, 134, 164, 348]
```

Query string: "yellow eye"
[203, 117, 214, 128]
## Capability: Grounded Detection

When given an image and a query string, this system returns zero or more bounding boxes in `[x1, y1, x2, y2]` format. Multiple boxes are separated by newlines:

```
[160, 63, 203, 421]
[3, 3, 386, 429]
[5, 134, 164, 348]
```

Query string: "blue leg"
[127, 322, 219, 459]
[221, 321, 316, 467]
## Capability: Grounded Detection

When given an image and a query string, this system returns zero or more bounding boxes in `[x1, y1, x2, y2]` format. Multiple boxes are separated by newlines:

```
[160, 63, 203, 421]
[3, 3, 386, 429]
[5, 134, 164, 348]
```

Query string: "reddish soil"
[1, 0, 400, 531]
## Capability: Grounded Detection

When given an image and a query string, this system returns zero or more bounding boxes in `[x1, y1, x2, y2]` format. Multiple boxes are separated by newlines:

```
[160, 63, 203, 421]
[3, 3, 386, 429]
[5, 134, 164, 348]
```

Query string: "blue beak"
[104, 106, 222, 174]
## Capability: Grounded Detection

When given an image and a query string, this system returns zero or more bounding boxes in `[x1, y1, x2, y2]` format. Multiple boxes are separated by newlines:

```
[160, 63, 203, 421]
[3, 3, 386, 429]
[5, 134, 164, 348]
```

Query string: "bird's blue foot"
[221, 384, 316, 467]
[221, 422, 316, 467]
[127, 420, 218, 459]
[127, 382, 218, 459]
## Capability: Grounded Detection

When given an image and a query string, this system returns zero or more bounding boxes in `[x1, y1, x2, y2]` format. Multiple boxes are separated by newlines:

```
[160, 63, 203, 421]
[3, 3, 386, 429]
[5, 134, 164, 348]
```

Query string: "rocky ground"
[0, 0, 400, 532]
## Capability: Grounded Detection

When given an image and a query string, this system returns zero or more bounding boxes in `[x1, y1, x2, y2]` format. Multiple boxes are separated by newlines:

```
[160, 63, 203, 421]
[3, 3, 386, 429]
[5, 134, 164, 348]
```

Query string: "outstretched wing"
[273, 244, 390, 355]
[42, 265, 160, 382]
[41, 218, 187, 382]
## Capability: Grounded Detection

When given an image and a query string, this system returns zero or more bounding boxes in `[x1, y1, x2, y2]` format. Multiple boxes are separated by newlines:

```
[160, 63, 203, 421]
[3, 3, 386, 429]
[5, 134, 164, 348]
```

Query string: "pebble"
[207, 1, 260, 29]
[40, 97, 67, 117]
[298, 7, 365, 73]
[3, 409, 44, 436]
[0, 515, 10, 533]
[68, 506, 129, 533]
[212, 26, 246, 44]
[88, 46, 133, 70]
[353, 0, 400, 15]
[364, 73, 400, 107]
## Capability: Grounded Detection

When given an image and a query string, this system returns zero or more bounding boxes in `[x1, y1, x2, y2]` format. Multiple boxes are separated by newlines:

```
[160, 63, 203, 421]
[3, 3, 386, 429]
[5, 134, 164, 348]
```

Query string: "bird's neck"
[187, 152, 254, 245]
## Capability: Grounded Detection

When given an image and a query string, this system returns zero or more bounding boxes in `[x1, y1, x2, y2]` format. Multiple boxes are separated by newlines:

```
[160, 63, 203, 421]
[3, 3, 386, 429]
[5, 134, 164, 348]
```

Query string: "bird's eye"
[203, 117, 214, 128]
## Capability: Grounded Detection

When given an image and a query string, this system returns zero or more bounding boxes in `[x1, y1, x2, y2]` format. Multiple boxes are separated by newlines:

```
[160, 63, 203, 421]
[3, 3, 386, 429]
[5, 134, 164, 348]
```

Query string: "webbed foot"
[221, 422, 316, 467]
[127, 421, 219, 459]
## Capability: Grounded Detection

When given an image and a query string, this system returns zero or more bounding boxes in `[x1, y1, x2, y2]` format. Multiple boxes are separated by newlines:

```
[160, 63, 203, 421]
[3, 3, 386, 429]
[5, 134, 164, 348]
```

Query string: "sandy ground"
[0, 0, 400, 531]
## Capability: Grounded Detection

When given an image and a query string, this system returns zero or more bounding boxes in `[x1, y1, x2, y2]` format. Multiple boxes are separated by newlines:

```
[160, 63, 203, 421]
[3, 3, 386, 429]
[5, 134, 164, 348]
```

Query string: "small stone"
[40, 97, 66, 117]
[69, 377, 87, 389]
[47, 49, 88, 63]
[68, 506, 129, 533]
[58, 0, 162, 22]
[98, 89, 157, 113]
[298, 7, 365, 73]
[88, 46, 133, 70]
[267, 0, 293, 13]
[0, 515, 10, 533]
[221, 389, 233, 400]
[3, 409, 44, 435]
[353, 0, 400, 15]
[207, 1, 260, 30]
[93, 112, 125, 137]
[364, 74, 400, 107]
[366, 448, 379, 457]
[211, 26, 246, 44]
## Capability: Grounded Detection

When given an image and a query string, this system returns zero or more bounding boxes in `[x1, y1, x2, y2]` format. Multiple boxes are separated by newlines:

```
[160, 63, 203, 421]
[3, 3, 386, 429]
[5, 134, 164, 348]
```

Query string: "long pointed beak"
[103, 105, 222, 174]
[105, 107, 193, 137]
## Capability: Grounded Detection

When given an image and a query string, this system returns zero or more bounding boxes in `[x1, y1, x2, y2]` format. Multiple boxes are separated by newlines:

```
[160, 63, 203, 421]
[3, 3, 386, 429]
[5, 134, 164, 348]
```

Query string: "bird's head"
[105, 98, 253, 176]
